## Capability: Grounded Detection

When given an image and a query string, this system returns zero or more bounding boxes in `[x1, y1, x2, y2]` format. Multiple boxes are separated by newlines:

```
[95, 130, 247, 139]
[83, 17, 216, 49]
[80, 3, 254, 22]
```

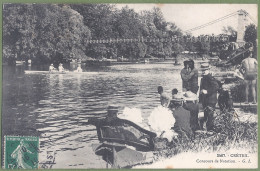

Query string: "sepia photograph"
[1, 2, 258, 169]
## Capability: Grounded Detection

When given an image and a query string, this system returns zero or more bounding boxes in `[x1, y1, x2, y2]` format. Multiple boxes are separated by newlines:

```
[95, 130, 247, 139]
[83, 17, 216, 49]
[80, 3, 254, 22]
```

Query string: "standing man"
[157, 86, 170, 108]
[199, 63, 219, 131]
[180, 60, 190, 92]
[180, 60, 199, 94]
[240, 50, 257, 104]
[187, 60, 199, 94]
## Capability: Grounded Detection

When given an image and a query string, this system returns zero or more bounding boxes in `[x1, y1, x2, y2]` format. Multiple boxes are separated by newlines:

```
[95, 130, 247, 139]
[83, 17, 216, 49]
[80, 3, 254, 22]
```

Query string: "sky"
[115, 4, 257, 36]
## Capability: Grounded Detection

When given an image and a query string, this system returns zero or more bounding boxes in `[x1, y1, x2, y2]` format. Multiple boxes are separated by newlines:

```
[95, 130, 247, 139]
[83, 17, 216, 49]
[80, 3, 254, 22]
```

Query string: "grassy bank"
[152, 110, 257, 161]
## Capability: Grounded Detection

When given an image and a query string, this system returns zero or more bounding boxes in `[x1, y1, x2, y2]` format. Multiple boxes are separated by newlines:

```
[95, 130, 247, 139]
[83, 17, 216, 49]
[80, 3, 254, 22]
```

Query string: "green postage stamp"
[4, 136, 39, 169]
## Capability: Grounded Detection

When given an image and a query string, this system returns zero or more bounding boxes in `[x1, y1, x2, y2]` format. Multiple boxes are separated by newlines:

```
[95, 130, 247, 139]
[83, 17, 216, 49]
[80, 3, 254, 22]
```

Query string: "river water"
[2, 62, 190, 168]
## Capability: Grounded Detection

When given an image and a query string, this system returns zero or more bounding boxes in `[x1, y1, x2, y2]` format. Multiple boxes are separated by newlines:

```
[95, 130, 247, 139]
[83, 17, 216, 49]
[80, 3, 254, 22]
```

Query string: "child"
[172, 88, 178, 98]
[158, 86, 170, 107]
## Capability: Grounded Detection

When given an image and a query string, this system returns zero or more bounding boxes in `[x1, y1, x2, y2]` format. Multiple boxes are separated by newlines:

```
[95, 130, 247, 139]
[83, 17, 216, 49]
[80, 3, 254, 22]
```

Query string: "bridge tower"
[236, 9, 248, 47]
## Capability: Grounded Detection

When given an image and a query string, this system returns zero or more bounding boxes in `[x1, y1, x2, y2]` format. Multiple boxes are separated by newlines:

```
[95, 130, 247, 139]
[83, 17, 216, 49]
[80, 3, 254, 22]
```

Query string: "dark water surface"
[2, 63, 185, 168]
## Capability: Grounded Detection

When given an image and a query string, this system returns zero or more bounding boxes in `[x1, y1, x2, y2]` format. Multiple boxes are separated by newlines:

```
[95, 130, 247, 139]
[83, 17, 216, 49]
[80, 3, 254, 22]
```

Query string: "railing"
[86, 35, 230, 44]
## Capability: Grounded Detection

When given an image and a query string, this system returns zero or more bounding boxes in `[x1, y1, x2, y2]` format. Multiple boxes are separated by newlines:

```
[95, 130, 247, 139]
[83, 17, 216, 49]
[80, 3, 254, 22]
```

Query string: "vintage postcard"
[1, 2, 258, 169]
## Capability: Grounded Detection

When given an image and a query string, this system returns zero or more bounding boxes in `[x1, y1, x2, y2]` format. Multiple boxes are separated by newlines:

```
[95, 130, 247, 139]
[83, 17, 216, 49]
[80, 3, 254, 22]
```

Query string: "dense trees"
[3, 4, 253, 64]
[3, 4, 185, 64]
[3, 4, 91, 64]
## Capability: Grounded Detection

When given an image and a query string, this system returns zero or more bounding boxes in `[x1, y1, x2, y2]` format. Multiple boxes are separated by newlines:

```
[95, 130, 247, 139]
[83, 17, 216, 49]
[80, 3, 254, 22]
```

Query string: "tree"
[222, 26, 237, 42]
[172, 43, 184, 54]
[244, 24, 257, 43]
[244, 24, 257, 58]
[201, 41, 210, 55]
[3, 4, 91, 64]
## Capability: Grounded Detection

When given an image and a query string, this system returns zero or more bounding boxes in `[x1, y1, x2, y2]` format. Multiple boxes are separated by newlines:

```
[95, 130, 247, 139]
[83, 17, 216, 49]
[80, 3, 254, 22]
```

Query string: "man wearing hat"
[169, 93, 193, 138]
[106, 105, 119, 122]
[199, 63, 219, 131]
[183, 91, 200, 133]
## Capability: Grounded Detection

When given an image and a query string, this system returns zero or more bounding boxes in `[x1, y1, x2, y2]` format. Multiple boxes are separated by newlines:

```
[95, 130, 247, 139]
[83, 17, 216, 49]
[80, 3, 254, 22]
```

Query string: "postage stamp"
[4, 136, 39, 169]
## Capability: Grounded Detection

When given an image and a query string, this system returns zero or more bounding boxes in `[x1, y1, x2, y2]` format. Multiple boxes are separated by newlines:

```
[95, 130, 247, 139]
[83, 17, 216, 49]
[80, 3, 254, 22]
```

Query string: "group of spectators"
[158, 47, 257, 138]
[158, 59, 220, 137]
[100, 45, 257, 142]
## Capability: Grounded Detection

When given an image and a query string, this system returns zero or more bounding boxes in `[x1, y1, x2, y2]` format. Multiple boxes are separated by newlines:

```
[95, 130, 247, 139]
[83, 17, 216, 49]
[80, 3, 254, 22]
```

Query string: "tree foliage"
[244, 24, 257, 43]
[2, 4, 198, 64]
[3, 4, 91, 64]
[244, 24, 257, 58]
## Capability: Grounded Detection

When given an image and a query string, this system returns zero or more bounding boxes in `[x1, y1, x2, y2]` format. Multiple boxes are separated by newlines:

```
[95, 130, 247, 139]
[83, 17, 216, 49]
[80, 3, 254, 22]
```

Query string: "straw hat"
[172, 93, 184, 102]
[200, 63, 211, 71]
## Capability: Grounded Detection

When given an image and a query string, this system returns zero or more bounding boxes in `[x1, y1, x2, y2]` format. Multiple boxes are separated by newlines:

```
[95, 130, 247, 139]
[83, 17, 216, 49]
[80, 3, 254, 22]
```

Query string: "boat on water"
[24, 70, 88, 74]
[24, 70, 69, 74]
[16, 61, 25, 65]
[88, 117, 156, 168]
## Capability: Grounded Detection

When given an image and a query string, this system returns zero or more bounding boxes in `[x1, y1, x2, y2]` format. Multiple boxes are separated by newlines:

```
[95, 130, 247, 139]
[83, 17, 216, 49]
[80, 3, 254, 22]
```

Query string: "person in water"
[240, 50, 258, 104]
[49, 64, 56, 72]
[75, 65, 83, 72]
[157, 86, 170, 108]
[58, 63, 65, 72]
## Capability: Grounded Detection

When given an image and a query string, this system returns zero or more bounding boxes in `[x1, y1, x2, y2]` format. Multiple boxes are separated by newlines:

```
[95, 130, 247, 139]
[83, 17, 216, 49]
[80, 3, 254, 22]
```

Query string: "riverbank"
[134, 109, 257, 169]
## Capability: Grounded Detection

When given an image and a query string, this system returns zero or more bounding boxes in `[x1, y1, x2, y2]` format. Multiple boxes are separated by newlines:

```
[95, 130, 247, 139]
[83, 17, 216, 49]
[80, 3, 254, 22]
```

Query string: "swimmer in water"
[157, 86, 170, 108]
[240, 50, 258, 104]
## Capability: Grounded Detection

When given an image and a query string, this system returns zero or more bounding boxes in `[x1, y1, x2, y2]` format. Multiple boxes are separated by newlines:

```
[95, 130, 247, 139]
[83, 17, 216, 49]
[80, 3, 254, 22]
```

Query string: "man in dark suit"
[199, 63, 219, 131]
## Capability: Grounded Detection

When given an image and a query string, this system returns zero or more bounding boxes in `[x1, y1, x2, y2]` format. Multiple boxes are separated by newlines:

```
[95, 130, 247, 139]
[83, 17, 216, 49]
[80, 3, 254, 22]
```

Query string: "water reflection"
[2, 63, 183, 168]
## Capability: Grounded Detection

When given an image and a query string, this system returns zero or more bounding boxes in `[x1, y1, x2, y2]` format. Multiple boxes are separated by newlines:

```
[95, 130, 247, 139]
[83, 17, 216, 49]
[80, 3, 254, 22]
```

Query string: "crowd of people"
[101, 46, 257, 141]
[158, 48, 257, 138]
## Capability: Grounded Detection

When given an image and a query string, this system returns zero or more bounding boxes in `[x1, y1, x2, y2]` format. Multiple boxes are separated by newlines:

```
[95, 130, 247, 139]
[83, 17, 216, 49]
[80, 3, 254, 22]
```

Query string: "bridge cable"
[184, 11, 238, 33]
[247, 13, 257, 25]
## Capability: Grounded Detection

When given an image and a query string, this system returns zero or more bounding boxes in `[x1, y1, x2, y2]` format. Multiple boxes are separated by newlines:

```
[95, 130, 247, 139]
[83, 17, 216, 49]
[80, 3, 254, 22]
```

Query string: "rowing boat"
[88, 117, 156, 168]
[24, 70, 82, 74]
